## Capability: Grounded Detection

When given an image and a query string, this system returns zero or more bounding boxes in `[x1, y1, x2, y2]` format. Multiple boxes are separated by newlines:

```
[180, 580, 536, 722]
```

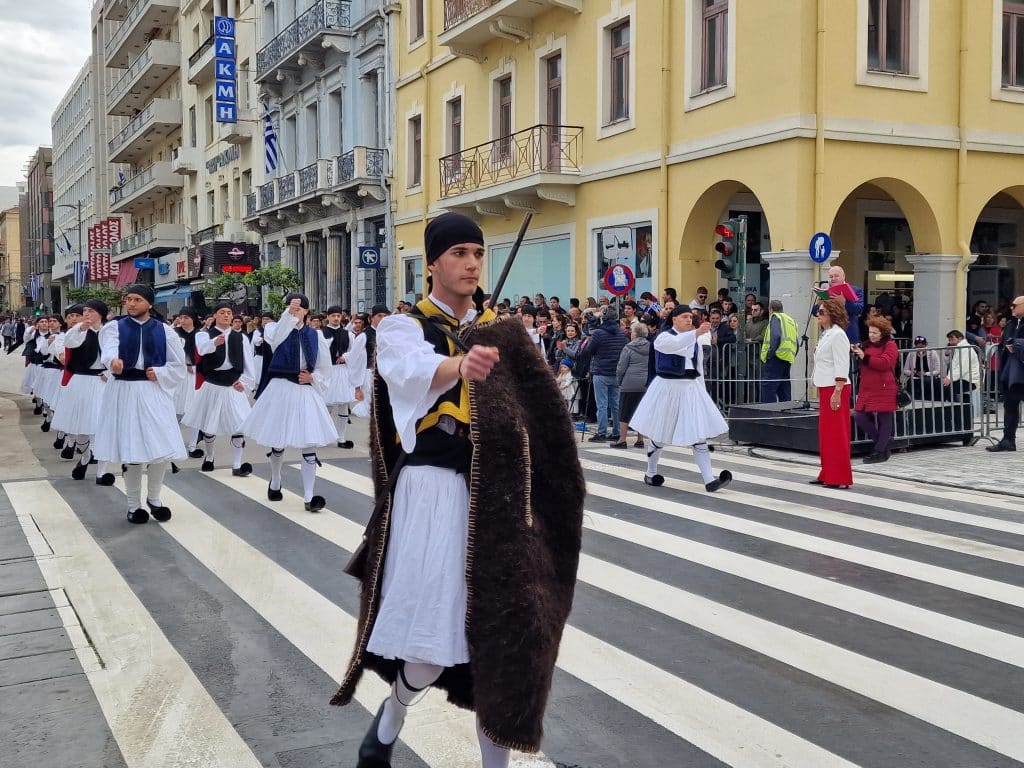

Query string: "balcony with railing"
[438, 125, 582, 210]
[108, 98, 183, 164]
[171, 146, 201, 175]
[109, 161, 183, 213]
[106, 0, 180, 70]
[245, 148, 387, 222]
[107, 39, 181, 117]
[187, 34, 216, 85]
[440, 0, 581, 59]
[255, 0, 352, 82]
[112, 223, 188, 260]
[191, 224, 223, 245]
[217, 108, 256, 144]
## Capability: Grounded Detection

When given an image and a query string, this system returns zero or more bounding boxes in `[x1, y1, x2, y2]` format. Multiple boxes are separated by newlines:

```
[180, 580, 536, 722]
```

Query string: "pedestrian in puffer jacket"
[611, 322, 651, 448]
[578, 306, 629, 441]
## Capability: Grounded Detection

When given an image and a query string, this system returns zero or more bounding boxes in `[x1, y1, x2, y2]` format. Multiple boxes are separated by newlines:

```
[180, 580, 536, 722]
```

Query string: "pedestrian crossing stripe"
[4, 448, 1023, 768]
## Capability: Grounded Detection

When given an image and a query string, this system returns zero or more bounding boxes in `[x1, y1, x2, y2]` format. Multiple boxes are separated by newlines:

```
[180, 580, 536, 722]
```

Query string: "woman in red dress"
[852, 317, 900, 463]
[810, 299, 853, 488]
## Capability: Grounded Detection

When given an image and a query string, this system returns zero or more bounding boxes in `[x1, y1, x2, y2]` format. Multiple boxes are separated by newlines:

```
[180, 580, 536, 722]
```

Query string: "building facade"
[20, 148, 55, 312]
[392, 0, 1024, 343]
[0, 207, 23, 313]
[243, 0, 394, 314]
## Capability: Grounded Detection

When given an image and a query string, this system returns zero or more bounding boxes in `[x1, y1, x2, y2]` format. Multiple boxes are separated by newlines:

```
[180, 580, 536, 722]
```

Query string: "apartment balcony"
[104, 0, 130, 21]
[112, 223, 188, 261]
[438, 124, 582, 213]
[439, 0, 581, 61]
[107, 40, 181, 117]
[246, 147, 387, 229]
[108, 98, 183, 164]
[255, 0, 351, 84]
[216, 108, 256, 144]
[187, 35, 215, 85]
[106, 0, 181, 69]
[109, 162, 184, 214]
[170, 145, 201, 175]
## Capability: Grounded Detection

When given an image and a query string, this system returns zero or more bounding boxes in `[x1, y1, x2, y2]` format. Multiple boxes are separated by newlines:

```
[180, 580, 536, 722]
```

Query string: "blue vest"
[655, 329, 700, 379]
[118, 317, 167, 371]
[268, 325, 319, 374]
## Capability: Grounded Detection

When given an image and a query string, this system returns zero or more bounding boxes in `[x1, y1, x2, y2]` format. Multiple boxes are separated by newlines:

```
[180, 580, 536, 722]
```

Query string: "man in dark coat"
[987, 295, 1024, 452]
[578, 304, 628, 442]
[332, 213, 585, 767]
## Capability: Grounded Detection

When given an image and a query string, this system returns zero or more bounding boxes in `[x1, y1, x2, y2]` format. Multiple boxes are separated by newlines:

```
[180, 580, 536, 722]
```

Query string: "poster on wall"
[595, 223, 653, 300]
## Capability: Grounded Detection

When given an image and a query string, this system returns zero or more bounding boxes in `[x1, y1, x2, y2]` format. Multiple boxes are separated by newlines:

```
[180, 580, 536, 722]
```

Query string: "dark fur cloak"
[331, 316, 586, 752]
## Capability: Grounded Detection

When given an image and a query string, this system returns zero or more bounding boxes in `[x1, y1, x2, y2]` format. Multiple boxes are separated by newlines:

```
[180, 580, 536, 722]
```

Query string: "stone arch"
[677, 179, 775, 273]
[826, 176, 943, 256]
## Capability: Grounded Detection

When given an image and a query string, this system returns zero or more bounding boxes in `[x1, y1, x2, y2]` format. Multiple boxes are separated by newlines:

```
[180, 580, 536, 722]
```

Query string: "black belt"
[41, 362, 63, 370]
[268, 370, 312, 386]
[69, 369, 104, 377]
[114, 370, 149, 382]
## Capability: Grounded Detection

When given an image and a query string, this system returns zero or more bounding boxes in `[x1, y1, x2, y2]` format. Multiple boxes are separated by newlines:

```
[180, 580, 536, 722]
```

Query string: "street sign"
[809, 232, 832, 264]
[214, 15, 237, 125]
[603, 263, 635, 296]
[358, 246, 382, 269]
[134, 257, 155, 270]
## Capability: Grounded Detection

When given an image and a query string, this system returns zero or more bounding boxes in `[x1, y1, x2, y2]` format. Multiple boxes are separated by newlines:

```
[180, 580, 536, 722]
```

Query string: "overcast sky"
[0, 1, 93, 187]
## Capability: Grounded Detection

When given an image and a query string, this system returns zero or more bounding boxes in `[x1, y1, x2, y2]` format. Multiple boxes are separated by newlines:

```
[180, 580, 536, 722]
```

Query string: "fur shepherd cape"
[331, 315, 586, 752]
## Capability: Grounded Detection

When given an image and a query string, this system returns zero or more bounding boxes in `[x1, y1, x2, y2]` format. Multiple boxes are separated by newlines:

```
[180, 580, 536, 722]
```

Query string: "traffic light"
[714, 216, 747, 283]
[33, 309, 42, 317]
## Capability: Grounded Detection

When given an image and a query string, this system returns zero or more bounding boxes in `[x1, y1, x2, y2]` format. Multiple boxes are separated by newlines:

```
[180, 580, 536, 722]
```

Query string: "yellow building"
[0, 207, 22, 312]
[392, 0, 1024, 341]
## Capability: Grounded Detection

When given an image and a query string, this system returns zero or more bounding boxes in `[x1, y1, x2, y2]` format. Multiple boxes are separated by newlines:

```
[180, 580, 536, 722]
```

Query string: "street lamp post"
[56, 201, 83, 293]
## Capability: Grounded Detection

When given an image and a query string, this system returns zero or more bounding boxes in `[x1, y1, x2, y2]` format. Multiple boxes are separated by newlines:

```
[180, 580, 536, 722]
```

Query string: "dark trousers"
[1003, 382, 1023, 444]
[909, 376, 941, 401]
[761, 357, 791, 403]
[945, 380, 976, 403]
[853, 410, 894, 454]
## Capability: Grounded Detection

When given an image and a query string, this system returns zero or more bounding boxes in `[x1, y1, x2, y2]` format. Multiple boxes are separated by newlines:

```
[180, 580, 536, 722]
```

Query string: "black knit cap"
[424, 212, 484, 264]
[64, 304, 85, 317]
[211, 301, 233, 313]
[326, 305, 344, 315]
[670, 304, 694, 318]
[84, 299, 109, 320]
[124, 284, 154, 304]
[260, 309, 275, 320]
[369, 303, 390, 317]
[282, 292, 310, 309]
[177, 307, 199, 323]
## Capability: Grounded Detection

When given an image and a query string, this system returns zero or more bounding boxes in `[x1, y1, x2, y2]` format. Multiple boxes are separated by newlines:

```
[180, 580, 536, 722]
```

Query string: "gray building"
[20, 148, 55, 311]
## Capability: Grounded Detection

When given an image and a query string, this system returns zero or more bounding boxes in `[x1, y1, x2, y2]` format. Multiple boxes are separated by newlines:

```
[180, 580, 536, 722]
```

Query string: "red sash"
[194, 353, 205, 390]
[61, 349, 73, 386]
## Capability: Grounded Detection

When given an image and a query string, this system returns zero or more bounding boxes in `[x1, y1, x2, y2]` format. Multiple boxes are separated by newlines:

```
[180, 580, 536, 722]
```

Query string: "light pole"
[55, 201, 83, 285]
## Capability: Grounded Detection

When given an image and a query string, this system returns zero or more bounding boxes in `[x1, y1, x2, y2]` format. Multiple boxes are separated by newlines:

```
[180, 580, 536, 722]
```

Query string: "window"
[545, 54, 563, 170]
[868, 0, 909, 74]
[410, 0, 425, 42]
[222, 183, 230, 220]
[1003, 2, 1024, 87]
[204, 97, 214, 146]
[206, 190, 215, 225]
[189, 106, 197, 148]
[448, 97, 462, 154]
[495, 76, 513, 162]
[701, 0, 728, 91]
[608, 21, 630, 123]
[408, 115, 422, 188]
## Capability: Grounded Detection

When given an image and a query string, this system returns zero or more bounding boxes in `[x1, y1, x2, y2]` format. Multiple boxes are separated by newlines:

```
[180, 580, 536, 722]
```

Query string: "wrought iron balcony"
[191, 224, 222, 245]
[440, 0, 581, 59]
[187, 35, 215, 85]
[336, 147, 385, 184]
[106, 0, 180, 69]
[439, 124, 582, 200]
[443, 0, 498, 29]
[255, 0, 351, 82]
[107, 39, 180, 116]
[246, 192, 257, 218]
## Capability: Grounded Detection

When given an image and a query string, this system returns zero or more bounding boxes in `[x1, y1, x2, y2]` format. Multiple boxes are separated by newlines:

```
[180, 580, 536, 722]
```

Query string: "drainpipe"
[814, 0, 826, 235]
[660, 0, 671, 285]
[381, 3, 398, 304]
[955, 0, 972, 314]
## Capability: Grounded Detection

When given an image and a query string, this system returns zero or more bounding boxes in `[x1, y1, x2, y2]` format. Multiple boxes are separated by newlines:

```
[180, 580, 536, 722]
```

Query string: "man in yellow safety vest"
[760, 299, 799, 402]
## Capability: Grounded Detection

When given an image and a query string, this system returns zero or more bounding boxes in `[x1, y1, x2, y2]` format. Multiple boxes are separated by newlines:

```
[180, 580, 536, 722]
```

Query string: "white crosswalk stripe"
[6, 443, 1024, 768]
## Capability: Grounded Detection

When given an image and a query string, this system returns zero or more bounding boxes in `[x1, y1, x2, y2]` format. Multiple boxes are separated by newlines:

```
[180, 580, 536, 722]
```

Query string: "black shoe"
[96, 473, 116, 486]
[305, 495, 326, 512]
[587, 433, 609, 443]
[201, 460, 215, 472]
[643, 474, 665, 487]
[705, 470, 733, 493]
[357, 702, 396, 768]
[608, 434, 621, 442]
[32, 406, 42, 415]
[40, 421, 51, 432]
[986, 440, 1016, 452]
[232, 462, 253, 477]
[60, 446, 75, 460]
[609, 441, 628, 449]
[862, 451, 890, 464]
[634, 439, 645, 448]
[53, 436, 64, 450]
[147, 500, 172, 523]
[337, 440, 355, 449]
[808, 479, 825, 485]
[188, 448, 205, 459]
[171, 462, 180, 474]
[71, 463, 87, 481]
[127, 508, 149, 525]
[267, 483, 283, 502]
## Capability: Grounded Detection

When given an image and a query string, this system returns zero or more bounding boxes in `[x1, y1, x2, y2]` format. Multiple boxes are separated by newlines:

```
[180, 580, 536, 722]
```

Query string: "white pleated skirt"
[174, 369, 197, 416]
[629, 376, 729, 447]
[37, 368, 62, 407]
[182, 382, 252, 436]
[20, 363, 38, 395]
[367, 465, 470, 667]
[241, 378, 337, 449]
[324, 365, 357, 405]
[91, 379, 187, 464]
[51, 375, 107, 436]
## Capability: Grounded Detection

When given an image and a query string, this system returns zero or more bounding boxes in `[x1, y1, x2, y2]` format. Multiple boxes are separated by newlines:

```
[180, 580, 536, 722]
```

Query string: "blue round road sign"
[809, 232, 832, 264]
[603, 264, 635, 296]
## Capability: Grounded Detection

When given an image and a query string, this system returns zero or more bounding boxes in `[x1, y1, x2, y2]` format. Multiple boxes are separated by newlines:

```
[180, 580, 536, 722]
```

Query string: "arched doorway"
[968, 187, 1024, 318]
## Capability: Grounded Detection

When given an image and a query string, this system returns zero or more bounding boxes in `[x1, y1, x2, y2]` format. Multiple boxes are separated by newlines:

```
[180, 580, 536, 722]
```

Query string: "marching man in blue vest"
[182, 302, 256, 476]
[242, 292, 337, 511]
[92, 285, 187, 524]
[629, 304, 733, 490]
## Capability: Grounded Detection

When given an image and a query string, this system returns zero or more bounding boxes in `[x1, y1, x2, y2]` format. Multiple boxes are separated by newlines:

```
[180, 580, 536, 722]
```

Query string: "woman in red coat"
[852, 316, 900, 463]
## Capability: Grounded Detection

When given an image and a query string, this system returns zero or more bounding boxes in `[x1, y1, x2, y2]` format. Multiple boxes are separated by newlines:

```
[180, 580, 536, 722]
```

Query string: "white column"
[762, 249, 840, 402]
[906, 253, 973, 345]
[325, 230, 341, 308]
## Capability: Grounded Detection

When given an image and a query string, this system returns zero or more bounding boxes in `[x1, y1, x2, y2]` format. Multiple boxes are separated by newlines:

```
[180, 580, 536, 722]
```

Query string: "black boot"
[357, 702, 397, 768]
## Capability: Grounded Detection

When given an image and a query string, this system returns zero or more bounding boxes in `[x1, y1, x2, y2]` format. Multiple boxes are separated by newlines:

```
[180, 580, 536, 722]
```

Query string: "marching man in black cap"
[182, 303, 256, 476]
[172, 308, 203, 457]
[251, 309, 276, 397]
[321, 305, 366, 448]
[92, 284, 187, 524]
[242, 292, 336, 511]
[51, 299, 115, 484]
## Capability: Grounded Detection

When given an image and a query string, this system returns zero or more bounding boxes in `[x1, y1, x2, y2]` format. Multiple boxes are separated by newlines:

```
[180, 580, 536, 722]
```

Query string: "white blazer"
[812, 325, 851, 389]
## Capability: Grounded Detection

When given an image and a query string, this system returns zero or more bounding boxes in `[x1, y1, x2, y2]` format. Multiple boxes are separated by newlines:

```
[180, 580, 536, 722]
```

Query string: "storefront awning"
[154, 285, 194, 302]
[113, 263, 139, 288]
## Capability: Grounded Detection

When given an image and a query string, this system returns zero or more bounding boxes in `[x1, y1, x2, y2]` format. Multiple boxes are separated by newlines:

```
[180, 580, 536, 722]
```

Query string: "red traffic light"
[715, 224, 735, 238]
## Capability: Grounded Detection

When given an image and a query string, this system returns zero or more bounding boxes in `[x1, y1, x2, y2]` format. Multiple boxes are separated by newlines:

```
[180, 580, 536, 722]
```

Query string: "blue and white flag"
[64, 233, 74, 257]
[263, 103, 279, 175]
[28, 274, 40, 303]
[73, 260, 88, 289]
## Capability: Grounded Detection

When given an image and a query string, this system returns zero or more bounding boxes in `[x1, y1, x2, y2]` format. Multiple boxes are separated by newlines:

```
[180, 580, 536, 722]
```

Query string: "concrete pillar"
[906, 253, 973, 344]
[762, 249, 840, 402]
[325, 230, 342, 308]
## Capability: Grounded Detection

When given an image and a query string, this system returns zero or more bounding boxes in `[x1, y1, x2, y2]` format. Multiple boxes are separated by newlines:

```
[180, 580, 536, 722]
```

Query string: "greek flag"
[28, 274, 40, 303]
[263, 103, 279, 175]
[63, 232, 74, 256]
[73, 260, 88, 288]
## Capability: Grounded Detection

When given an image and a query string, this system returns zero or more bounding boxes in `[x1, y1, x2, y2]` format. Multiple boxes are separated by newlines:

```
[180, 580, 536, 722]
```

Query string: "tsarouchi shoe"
[305, 495, 326, 512]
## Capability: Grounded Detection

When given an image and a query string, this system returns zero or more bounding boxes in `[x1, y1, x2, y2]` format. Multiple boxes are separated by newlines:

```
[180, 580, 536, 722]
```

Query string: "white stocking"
[74, 436, 91, 466]
[123, 464, 143, 511]
[146, 461, 168, 506]
[377, 662, 443, 745]
[300, 452, 319, 502]
[335, 404, 350, 442]
[188, 426, 201, 451]
[646, 441, 663, 477]
[230, 435, 245, 469]
[269, 448, 285, 490]
[203, 433, 216, 463]
[692, 442, 714, 484]
[95, 460, 108, 479]
[476, 721, 511, 768]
